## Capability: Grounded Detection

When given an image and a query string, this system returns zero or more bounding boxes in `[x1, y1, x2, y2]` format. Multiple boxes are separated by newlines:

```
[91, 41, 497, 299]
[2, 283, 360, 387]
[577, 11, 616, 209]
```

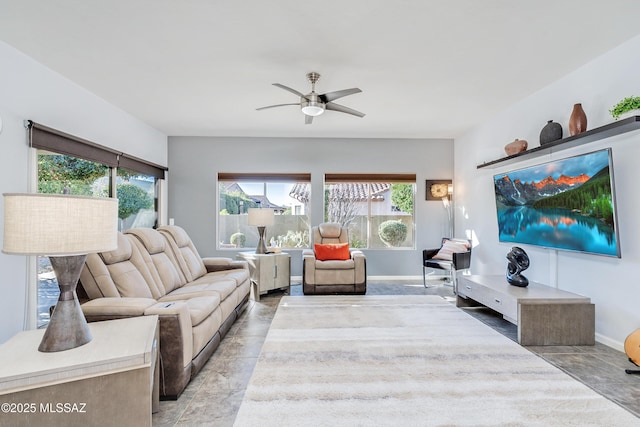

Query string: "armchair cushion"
[316, 259, 355, 270]
[432, 239, 470, 261]
[314, 243, 351, 261]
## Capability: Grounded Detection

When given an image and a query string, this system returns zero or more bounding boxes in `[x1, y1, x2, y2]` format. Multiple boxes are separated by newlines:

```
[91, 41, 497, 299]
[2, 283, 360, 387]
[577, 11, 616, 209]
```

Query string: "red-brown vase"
[504, 138, 528, 156]
[569, 103, 587, 136]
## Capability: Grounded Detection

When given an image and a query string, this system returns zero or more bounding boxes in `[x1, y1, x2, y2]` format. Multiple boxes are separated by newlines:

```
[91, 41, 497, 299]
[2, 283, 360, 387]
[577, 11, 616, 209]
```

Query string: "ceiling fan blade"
[305, 115, 313, 125]
[256, 103, 300, 111]
[325, 102, 365, 118]
[319, 88, 362, 103]
[273, 83, 307, 99]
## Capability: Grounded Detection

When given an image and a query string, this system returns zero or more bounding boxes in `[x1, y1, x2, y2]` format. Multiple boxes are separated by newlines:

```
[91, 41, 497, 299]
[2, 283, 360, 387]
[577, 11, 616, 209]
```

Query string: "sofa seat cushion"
[158, 286, 222, 303]
[203, 269, 250, 287]
[183, 278, 238, 301]
[184, 296, 220, 327]
[316, 259, 355, 270]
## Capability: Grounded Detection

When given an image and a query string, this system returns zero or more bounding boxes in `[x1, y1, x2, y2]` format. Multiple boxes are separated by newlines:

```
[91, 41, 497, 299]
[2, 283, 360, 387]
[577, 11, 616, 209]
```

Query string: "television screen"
[493, 148, 620, 257]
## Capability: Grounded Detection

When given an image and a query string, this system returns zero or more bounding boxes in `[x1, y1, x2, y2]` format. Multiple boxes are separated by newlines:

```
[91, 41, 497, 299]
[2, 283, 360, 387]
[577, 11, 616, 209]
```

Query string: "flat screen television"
[493, 148, 620, 257]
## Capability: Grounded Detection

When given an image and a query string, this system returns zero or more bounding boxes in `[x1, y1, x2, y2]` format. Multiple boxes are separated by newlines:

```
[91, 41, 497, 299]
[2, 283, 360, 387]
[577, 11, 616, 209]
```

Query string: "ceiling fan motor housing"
[301, 92, 325, 116]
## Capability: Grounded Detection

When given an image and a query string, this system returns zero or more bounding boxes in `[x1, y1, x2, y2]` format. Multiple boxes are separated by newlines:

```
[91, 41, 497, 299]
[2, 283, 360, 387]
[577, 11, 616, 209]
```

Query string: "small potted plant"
[609, 96, 640, 120]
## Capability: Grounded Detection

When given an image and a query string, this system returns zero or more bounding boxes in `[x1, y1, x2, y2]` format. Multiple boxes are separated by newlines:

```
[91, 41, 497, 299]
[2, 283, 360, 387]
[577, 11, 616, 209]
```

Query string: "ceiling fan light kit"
[257, 72, 364, 124]
[301, 104, 325, 116]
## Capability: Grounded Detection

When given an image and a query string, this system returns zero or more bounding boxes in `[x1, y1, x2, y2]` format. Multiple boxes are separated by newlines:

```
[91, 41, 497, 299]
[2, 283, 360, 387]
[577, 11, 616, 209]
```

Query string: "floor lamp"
[247, 207, 274, 254]
[3, 193, 118, 352]
[441, 183, 454, 238]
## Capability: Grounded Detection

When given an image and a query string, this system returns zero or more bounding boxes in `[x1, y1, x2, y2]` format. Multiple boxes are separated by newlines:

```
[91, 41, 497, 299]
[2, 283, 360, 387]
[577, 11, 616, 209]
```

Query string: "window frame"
[217, 173, 312, 250]
[324, 173, 416, 250]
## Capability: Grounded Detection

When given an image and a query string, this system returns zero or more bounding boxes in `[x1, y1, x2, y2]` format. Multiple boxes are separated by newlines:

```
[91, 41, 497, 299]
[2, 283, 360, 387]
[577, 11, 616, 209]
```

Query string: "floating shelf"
[477, 115, 640, 169]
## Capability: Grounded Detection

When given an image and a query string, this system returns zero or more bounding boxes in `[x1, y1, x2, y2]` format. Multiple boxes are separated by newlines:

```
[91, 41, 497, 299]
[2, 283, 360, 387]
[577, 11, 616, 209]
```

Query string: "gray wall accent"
[167, 136, 454, 276]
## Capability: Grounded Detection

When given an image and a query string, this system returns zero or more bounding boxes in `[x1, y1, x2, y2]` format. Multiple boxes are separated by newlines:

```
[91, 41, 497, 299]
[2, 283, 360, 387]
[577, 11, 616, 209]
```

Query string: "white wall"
[455, 34, 640, 349]
[0, 42, 167, 343]
[167, 136, 454, 277]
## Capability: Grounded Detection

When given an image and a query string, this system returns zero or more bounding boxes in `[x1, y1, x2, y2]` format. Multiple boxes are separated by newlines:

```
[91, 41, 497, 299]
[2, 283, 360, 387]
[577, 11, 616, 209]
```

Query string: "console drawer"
[459, 278, 517, 321]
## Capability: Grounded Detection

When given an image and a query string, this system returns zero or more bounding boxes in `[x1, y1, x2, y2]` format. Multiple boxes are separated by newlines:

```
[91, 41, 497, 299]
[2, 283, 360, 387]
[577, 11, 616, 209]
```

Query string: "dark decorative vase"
[569, 103, 587, 136]
[539, 120, 563, 145]
[506, 246, 529, 287]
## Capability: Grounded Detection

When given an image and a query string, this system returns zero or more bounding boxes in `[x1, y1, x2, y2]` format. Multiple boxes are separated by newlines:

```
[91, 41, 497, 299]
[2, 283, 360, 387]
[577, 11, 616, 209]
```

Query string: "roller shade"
[324, 173, 416, 183]
[218, 172, 311, 182]
[28, 120, 167, 178]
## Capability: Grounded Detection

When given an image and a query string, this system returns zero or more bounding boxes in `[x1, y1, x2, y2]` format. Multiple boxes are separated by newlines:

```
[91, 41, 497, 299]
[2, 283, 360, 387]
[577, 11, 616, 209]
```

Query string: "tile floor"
[153, 280, 640, 426]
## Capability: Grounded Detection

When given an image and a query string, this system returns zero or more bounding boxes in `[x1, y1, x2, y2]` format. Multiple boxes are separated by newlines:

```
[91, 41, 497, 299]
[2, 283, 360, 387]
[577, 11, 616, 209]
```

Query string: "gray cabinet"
[237, 252, 290, 300]
[457, 275, 595, 346]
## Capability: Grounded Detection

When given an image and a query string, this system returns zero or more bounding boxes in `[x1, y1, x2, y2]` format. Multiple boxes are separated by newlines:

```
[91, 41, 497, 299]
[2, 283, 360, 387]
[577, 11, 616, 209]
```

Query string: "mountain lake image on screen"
[493, 148, 620, 257]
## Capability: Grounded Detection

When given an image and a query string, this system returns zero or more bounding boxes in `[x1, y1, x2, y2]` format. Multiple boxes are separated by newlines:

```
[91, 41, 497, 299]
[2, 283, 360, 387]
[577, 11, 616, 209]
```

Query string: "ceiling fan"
[257, 72, 365, 124]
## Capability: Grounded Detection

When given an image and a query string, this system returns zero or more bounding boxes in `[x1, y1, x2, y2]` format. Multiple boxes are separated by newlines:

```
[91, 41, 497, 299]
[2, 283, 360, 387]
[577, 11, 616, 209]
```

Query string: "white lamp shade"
[3, 193, 118, 256]
[247, 208, 274, 226]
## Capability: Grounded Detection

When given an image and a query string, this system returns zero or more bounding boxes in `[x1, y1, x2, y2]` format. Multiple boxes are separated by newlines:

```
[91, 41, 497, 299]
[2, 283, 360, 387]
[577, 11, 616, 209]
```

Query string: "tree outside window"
[322, 179, 415, 249]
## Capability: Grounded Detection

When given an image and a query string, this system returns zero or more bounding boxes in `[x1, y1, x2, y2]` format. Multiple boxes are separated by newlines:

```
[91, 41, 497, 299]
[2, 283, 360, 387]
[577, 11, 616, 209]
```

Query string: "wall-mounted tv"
[493, 148, 620, 257]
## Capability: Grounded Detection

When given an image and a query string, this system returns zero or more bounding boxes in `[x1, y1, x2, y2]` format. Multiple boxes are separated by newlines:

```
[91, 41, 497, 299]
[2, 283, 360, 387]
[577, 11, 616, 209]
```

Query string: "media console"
[457, 275, 595, 346]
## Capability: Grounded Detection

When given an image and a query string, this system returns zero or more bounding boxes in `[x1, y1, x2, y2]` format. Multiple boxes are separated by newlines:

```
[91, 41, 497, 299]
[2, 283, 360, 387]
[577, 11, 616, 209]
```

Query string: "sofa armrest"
[81, 297, 158, 319]
[351, 250, 366, 284]
[203, 257, 249, 272]
[144, 301, 193, 371]
[302, 250, 317, 285]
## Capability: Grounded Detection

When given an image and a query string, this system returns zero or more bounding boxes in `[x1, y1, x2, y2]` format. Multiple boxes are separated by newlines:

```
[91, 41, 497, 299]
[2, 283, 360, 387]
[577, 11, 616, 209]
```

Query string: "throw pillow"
[314, 243, 351, 261]
[432, 239, 470, 261]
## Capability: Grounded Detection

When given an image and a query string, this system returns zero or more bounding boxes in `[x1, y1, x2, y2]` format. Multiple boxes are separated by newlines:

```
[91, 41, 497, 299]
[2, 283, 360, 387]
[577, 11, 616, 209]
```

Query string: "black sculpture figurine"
[506, 246, 529, 287]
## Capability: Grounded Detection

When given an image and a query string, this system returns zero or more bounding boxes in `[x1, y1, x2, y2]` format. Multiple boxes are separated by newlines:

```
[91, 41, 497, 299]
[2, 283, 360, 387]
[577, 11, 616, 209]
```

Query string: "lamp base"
[255, 226, 268, 254]
[39, 255, 92, 352]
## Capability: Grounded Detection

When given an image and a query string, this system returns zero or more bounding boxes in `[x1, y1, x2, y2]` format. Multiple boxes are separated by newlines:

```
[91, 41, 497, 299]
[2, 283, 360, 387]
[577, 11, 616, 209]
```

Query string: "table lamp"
[247, 208, 274, 254]
[3, 193, 118, 352]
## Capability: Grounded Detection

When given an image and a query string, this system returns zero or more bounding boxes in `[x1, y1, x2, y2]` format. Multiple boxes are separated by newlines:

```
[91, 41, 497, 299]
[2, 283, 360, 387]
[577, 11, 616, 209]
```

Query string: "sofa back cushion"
[126, 228, 183, 297]
[158, 226, 207, 282]
[80, 232, 153, 299]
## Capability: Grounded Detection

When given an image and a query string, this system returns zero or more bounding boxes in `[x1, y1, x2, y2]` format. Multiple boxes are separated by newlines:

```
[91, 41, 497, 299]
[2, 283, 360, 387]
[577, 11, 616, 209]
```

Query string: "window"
[36, 151, 111, 327]
[116, 168, 157, 230]
[218, 173, 311, 250]
[30, 121, 166, 327]
[324, 174, 416, 249]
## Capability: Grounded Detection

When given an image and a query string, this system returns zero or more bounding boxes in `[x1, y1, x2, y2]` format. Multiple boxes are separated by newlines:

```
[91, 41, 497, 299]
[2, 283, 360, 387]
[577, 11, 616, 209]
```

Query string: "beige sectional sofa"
[78, 225, 250, 399]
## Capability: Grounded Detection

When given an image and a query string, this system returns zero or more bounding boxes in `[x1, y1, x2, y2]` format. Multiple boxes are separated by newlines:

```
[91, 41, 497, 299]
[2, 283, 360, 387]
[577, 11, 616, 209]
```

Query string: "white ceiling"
[2, 1, 640, 139]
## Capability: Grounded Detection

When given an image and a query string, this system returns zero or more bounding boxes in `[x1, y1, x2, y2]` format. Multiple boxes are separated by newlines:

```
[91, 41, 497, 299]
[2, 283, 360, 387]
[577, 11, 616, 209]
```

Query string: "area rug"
[233, 295, 639, 426]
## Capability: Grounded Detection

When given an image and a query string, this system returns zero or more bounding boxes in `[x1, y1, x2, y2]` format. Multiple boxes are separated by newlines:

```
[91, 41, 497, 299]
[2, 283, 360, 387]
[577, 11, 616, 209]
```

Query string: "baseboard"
[595, 333, 624, 352]
[290, 275, 426, 282]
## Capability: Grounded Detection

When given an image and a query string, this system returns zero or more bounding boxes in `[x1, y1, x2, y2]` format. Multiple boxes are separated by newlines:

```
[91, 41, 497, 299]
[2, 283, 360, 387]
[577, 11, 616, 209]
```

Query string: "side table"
[0, 315, 159, 426]
[237, 252, 291, 300]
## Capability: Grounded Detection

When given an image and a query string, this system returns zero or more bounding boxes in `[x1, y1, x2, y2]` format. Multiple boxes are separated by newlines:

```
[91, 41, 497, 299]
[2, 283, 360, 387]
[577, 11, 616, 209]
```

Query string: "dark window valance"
[28, 120, 167, 178]
[118, 154, 167, 179]
[324, 173, 416, 183]
[218, 172, 311, 182]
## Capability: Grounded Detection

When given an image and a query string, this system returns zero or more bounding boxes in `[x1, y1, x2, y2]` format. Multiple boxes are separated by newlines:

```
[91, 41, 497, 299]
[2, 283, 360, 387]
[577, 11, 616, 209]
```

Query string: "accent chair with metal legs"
[422, 237, 471, 293]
